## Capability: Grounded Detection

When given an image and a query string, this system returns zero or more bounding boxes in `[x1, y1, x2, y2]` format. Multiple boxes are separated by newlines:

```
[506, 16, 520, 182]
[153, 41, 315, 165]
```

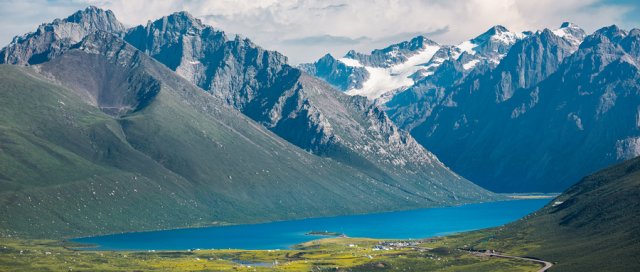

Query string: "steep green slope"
[452, 156, 640, 271]
[0, 65, 211, 237]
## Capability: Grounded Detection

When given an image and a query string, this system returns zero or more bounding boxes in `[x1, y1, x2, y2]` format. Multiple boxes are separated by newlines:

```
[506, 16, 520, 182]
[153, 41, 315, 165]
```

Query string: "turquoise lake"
[73, 199, 549, 250]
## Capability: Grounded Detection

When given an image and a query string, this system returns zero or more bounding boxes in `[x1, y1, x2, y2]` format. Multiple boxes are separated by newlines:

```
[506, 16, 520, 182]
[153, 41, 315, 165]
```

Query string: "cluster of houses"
[372, 241, 421, 251]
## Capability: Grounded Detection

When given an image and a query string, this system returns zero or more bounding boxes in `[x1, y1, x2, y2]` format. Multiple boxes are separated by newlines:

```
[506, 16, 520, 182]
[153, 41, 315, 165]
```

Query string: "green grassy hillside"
[442, 156, 640, 271]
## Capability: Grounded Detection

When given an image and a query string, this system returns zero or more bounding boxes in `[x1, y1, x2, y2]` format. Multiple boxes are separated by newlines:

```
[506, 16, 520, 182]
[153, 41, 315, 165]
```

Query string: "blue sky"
[1, 0, 639, 64]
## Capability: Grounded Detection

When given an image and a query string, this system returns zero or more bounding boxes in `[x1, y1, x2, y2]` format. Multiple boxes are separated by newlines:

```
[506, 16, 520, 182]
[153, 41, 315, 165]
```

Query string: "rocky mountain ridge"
[412, 24, 640, 192]
[120, 11, 469, 188]
[0, 6, 125, 65]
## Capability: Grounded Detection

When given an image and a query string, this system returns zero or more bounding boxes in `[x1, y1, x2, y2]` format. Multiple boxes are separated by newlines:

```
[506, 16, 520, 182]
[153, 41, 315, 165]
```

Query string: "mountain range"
[0, 7, 495, 238]
[0, 5, 639, 272]
[303, 22, 640, 193]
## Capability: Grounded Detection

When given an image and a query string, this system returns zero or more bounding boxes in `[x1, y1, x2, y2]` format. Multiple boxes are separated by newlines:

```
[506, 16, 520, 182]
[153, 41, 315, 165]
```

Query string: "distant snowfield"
[342, 45, 441, 99]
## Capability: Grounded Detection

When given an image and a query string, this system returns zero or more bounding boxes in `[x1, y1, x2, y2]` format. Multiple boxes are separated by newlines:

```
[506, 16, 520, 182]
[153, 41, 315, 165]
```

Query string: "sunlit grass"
[0, 236, 541, 271]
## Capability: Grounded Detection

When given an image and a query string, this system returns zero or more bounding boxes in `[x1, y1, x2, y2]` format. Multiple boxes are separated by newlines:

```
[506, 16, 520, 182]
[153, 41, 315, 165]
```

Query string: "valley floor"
[0, 235, 545, 271]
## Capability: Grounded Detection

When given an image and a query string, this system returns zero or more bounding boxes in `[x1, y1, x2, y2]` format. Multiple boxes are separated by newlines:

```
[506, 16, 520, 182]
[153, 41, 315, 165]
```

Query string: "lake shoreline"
[72, 199, 550, 251]
[67, 198, 510, 242]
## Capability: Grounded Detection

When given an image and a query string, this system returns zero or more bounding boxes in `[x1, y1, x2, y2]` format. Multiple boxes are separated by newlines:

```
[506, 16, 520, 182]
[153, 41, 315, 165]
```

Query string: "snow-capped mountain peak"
[456, 25, 528, 65]
[552, 22, 586, 48]
[336, 36, 443, 100]
[473, 25, 519, 44]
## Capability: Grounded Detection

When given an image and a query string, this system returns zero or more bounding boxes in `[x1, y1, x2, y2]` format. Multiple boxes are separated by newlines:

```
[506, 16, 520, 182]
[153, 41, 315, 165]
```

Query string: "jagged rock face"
[410, 25, 640, 192]
[386, 23, 584, 131]
[492, 29, 576, 102]
[290, 75, 449, 180]
[298, 54, 368, 90]
[620, 29, 640, 59]
[0, 6, 125, 65]
[384, 59, 469, 130]
[125, 12, 289, 110]
[122, 12, 479, 195]
[125, 12, 215, 71]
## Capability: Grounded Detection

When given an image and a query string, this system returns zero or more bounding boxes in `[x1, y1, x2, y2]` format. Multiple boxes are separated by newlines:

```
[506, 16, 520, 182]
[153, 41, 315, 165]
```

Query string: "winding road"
[485, 252, 553, 272]
[463, 249, 553, 271]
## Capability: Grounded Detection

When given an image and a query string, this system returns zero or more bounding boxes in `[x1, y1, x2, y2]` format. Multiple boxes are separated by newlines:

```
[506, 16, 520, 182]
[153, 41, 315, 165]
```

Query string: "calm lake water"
[73, 199, 549, 250]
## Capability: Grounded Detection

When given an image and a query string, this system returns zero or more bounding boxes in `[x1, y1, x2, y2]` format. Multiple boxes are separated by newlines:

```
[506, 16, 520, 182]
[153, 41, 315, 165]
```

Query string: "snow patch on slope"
[552, 28, 569, 38]
[493, 30, 525, 44]
[338, 57, 364, 67]
[463, 59, 480, 70]
[457, 40, 477, 54]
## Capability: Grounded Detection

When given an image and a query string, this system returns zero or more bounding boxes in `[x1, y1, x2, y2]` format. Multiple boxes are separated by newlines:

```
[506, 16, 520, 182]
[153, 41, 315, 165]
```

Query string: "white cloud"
[0, 0, 637, 64]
